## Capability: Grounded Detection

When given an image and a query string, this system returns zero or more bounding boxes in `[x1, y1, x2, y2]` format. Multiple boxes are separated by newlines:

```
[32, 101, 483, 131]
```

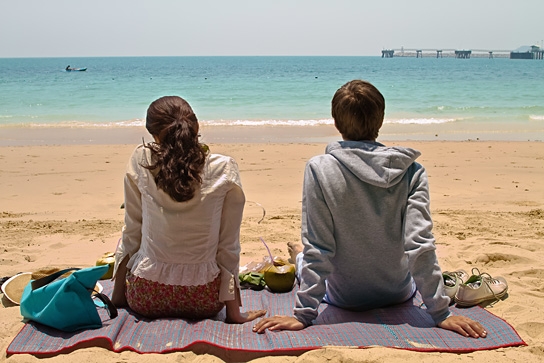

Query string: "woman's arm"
[215, 183, 245, 303]
[111, 254, 129, 307]
[118, 162, 143, 259]
[216, 159, 266, 323]
[217, 184, 266, 323]
[112, 152, 143, 305]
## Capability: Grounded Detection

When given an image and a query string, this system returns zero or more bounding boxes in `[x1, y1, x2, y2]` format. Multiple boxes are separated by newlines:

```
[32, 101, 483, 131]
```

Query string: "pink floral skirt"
[125, 274, 225, 319]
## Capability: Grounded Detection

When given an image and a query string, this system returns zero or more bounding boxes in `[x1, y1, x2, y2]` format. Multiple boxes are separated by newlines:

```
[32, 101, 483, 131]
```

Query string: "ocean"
[1, 56, 543, 140]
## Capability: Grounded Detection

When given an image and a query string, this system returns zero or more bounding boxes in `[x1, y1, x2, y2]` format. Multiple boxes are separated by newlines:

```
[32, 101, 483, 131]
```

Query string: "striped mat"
[7, 281, 525, 356]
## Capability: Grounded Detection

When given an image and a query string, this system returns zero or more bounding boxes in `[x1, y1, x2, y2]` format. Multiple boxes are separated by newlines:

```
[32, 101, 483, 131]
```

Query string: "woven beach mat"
[7, 280, 526, 358]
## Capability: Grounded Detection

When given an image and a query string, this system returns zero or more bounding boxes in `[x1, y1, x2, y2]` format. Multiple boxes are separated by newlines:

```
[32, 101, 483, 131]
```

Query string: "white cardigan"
[114, 145, 244, 302]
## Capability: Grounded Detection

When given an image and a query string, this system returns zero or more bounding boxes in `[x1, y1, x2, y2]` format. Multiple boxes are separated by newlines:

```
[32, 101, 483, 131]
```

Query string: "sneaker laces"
[470, 268, 503, 306]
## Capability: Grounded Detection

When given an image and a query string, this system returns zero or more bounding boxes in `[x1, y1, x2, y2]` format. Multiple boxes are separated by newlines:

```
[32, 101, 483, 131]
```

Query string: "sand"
[1, 127, 543, 362]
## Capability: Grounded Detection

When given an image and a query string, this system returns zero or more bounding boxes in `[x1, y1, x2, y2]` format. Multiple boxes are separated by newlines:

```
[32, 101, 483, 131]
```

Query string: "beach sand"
[1, 126, 543, 362]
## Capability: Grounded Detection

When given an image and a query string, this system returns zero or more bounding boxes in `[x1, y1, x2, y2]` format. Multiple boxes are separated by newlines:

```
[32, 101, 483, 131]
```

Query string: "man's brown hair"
[331, 80, 385, 141]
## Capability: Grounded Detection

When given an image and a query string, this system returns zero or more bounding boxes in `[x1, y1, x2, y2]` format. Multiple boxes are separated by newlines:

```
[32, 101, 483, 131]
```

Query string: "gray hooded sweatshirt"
[294, 140, 451, 326]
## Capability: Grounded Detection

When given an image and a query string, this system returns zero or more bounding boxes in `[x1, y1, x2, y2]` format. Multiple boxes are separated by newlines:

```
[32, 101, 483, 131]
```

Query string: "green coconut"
[95, 252, 115, 280]
[264, 263, 296, 293]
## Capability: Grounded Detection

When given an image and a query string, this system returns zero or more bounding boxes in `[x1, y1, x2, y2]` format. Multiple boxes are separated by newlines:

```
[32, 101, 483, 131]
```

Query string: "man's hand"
[437, 315, 487, 338]
[252, 315, 305, 333]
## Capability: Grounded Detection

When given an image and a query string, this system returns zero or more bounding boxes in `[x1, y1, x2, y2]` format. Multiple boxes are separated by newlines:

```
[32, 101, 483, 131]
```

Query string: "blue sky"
[1, 0, 542, 57]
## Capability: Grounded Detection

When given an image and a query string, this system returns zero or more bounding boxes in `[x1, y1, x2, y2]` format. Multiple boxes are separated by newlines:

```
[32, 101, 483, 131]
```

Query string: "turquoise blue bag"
[19, 265, 117, 332]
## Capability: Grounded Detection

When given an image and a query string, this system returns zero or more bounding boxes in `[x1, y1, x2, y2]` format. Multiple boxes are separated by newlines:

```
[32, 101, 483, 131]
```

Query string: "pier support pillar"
[381, 50, 395, 58]
[455, 50, 472, 59]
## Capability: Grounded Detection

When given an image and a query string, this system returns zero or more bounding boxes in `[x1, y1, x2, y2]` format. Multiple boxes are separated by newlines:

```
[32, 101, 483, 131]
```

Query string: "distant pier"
[382, 46, 543, 59]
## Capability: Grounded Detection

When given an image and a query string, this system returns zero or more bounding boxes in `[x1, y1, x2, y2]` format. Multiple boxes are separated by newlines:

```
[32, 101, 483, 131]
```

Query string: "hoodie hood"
[326, 141, 421, 188]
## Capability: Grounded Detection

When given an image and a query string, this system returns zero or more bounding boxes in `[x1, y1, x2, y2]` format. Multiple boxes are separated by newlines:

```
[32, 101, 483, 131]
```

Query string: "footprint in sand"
[474, 252, 531, 266]
[49, 242, 66, 250]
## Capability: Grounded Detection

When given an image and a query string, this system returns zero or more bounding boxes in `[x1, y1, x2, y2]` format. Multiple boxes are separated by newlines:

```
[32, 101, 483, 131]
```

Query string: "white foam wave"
[384, 118, 456, 125]
[2, 117, 461, 128]
[1, 119, 147, 128]
[200, 119, 334, 126]
[529, 115, 544, 121]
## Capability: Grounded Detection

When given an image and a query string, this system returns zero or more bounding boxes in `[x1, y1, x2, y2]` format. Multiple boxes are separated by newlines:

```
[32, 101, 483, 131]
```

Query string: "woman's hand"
[224, 286, 266, 324]
[225, 309, 267, 324]
[252, 315, 305, 333]
[111, 283, 128, 307]
[437, 315, 487, 338]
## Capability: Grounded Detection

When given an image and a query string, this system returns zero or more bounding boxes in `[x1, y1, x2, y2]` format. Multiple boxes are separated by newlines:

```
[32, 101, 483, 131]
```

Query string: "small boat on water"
[65, 65, 87, 72]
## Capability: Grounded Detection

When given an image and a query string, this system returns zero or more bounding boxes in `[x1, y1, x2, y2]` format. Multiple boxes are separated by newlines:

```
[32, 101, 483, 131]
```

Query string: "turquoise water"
[0, 56, 543, 129]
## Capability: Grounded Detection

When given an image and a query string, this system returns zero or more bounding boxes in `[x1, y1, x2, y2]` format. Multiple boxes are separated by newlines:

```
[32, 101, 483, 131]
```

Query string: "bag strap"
[92, 292, 118, 319]
[31, 268, 80, 290]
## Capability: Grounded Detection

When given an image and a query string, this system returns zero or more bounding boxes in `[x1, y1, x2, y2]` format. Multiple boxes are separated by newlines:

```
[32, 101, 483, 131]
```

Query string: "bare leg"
[287, 241, 302, 264]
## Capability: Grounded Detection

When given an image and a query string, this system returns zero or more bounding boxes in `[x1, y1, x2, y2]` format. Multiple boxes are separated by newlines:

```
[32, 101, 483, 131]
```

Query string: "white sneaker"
[442, 270, 468, 300]
[454, 268, 508, 307]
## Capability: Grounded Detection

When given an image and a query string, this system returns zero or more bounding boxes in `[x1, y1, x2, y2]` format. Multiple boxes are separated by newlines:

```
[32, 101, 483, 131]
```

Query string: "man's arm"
[404, 164, 486, 338]
[254, 159, 336, 332]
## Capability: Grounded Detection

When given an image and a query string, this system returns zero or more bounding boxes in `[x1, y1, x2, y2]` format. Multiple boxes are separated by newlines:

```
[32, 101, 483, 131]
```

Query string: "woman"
[112, 96, 265, 323]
